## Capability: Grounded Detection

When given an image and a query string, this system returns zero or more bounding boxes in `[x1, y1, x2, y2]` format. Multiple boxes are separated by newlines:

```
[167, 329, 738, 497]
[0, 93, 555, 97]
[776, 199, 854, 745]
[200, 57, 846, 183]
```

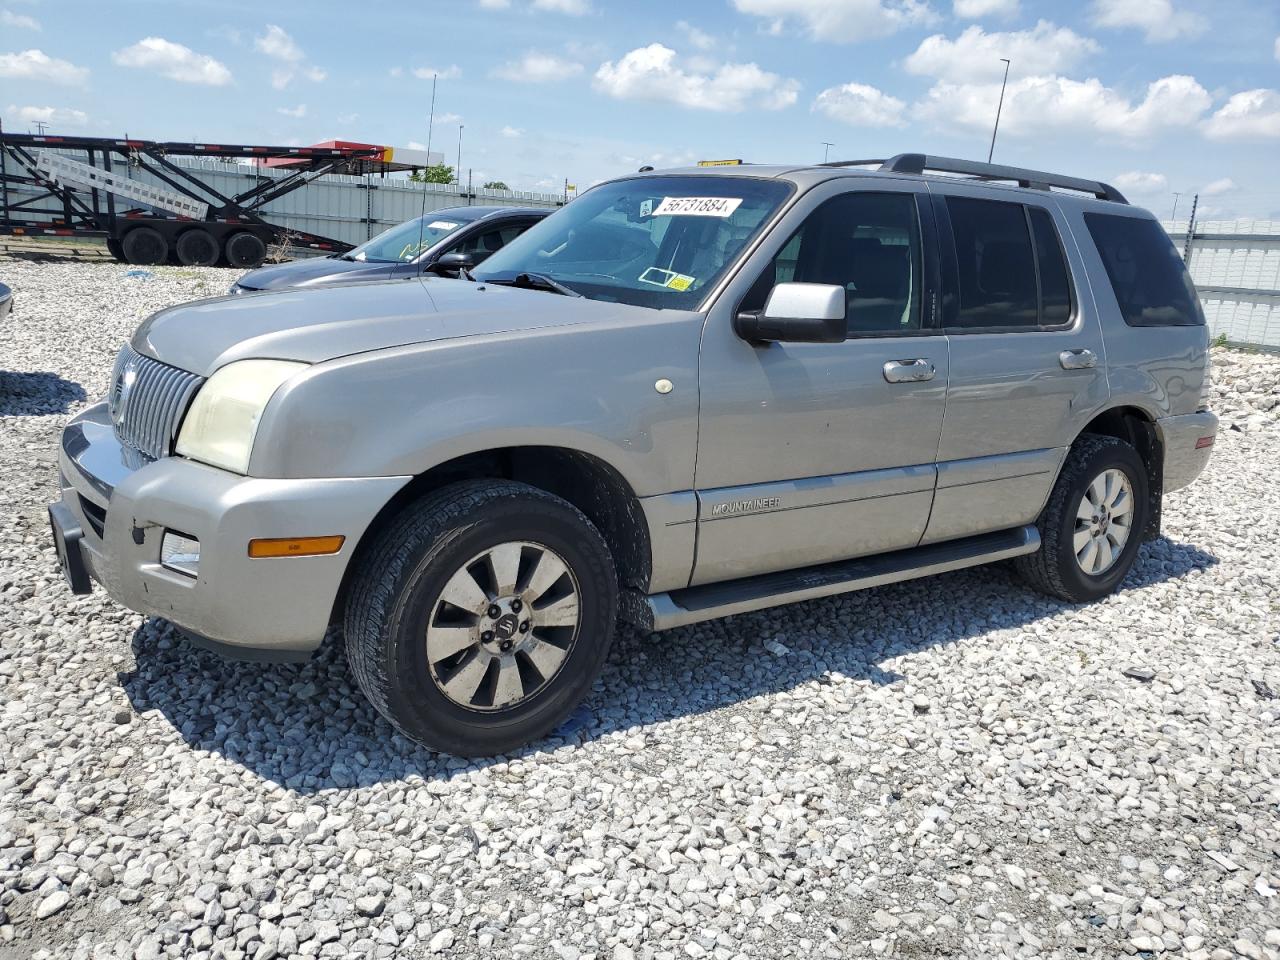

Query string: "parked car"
[0, 281, 11, 322]
[50, 153, 1217, 756]
[229, 205, 549, 293]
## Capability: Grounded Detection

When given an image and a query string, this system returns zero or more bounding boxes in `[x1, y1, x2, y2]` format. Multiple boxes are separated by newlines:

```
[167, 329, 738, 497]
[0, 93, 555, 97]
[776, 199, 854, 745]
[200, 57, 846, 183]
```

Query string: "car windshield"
[349, 213, 472, 264]
[472, 176, 793, 308]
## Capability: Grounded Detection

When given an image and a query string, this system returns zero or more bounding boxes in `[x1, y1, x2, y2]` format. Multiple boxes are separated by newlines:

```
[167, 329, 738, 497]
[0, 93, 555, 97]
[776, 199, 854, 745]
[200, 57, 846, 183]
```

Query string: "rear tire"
[122, 227, 168, 266]
[344, 480, 618, 756]
[1015, 434, 1149, 603]
[106, 238, 125, 262]
[176, 229, 220, 267]
[224, 231, 267, 269]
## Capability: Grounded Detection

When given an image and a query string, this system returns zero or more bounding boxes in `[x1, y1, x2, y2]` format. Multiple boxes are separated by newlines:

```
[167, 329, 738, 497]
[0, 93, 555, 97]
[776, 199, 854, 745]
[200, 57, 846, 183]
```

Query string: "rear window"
[1084, 213, 1204, 327]
[948, 197, 1039, 329]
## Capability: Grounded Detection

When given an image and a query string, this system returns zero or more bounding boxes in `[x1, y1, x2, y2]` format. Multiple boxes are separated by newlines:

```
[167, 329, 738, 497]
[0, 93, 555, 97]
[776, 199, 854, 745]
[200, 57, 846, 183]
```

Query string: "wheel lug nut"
[487, 604, 501, 618]
[511, 599, 522, 613]
[481, 631, 494, 643]
[500, 639, 513, 652]
[519, 621, 530, 633]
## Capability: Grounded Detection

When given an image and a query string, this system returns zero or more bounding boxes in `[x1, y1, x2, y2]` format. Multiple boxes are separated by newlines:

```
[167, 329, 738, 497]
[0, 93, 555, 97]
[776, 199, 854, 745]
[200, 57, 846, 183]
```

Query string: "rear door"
[691, 181, 949, 586]
[921, 187, 1108, 544]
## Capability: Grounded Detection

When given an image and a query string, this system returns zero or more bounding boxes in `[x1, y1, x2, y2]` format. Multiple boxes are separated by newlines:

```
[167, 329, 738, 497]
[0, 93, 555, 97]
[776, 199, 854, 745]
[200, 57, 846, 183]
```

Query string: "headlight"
[176, 359, 307, 474]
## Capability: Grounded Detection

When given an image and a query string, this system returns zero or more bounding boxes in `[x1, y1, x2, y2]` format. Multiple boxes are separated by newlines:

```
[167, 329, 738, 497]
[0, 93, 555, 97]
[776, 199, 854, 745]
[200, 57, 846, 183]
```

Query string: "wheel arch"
[332, 444, 653, 625]
[1072, 404, 1164, 541]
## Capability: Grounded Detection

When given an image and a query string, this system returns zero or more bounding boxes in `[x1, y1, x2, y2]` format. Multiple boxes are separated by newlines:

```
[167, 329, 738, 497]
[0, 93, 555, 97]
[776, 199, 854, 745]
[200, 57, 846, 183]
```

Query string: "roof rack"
[821, 153, 1128, 204]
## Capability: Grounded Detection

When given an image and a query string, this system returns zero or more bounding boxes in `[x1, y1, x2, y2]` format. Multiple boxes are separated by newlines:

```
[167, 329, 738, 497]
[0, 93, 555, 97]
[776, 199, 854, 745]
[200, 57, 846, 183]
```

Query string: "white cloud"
[731, 0, 938, 42]
[1201, 177, 1235, 195]
[676, 21, 717, 50]
[1113, 171, 1168, 193]
[915, 74, 1211, 139]
[532, 0, 590, 12]
[493, 52, 583, 83]
[594, 43, 799, 111]
[276, 104, 307, 118]
[1, 10, 40, 30]
[1204, 89, 1280, 140]
[501, 125, 524, 137]
[112, 37, 232, 86]
[0, 49, 88, 85]
[5, 104, 88, 128]
[255, 25, 324, 89]
[905, 22, 1099, 82]
[813, 82, 906, 126]
[1091, 0, 1205, 42]
[953, 0, 1018, 18]
[411, 65, 462, 80]
[436, 112, 464, 125]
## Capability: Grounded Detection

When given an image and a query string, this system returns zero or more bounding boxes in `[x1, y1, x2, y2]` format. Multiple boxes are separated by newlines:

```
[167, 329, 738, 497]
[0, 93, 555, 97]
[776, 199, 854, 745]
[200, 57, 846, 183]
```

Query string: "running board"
[642, 526, 1039, 632]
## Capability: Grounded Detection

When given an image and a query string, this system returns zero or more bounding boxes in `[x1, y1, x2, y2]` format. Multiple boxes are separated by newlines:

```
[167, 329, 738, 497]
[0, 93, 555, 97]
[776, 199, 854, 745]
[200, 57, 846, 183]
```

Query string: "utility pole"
[1171, 192, 1182, 223]
[987, 58, 1011, 164]
[32, 120, 48, 135]
[822, 142, 834, 163]
[456, 124, 463, 188]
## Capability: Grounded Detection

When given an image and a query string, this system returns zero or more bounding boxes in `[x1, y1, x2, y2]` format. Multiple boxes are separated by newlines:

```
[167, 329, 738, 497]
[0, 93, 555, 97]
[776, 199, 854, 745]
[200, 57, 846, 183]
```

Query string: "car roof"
[421, 205, 552, 223]
[623, 156, 1136, 214]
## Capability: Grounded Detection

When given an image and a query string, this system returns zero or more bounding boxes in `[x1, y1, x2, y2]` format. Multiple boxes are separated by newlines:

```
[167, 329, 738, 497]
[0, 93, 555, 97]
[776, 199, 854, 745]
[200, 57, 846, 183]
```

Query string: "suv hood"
[234, 256, 395, 291]
[132, 277, 638, 375]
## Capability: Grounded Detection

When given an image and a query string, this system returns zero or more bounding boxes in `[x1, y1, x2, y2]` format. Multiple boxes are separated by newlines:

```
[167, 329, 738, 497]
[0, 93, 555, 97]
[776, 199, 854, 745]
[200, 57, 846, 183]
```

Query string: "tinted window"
[742, 192, 922, 336]
[1085, 213, 1204, 326]
[947, 197, 1038, 328]
[447, 222, 529, 257]
[1030, 207, 1072, 326]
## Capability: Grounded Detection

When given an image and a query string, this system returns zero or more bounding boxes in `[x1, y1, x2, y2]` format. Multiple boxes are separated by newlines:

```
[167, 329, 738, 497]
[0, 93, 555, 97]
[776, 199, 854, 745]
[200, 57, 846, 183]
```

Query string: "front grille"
[79, 495, 106, 539]
[107, 344, 204, 461]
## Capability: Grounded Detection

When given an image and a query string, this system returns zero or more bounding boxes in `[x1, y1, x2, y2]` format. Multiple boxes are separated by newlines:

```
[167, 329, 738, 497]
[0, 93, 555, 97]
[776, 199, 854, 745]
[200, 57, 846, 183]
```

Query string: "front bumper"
[1157, 409, 1219, 493]
[55, 402, 410, 659]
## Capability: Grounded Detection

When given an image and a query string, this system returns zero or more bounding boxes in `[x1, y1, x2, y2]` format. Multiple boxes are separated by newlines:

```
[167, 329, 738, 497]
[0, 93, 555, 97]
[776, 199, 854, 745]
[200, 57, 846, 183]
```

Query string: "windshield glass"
[350, 213, 471, 263]
[472, 176, 793, 308]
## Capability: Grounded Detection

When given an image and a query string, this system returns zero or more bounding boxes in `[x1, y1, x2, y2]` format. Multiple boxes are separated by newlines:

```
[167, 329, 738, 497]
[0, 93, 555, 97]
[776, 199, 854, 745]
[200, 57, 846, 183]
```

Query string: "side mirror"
[734, 282, 846, 344]
[427, 251, 477, 276]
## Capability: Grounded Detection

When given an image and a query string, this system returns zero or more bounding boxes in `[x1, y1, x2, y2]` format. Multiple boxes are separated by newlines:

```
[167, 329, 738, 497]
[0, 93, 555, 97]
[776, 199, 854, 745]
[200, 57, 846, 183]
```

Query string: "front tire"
[344, 480, 618, 756]
[1016, 434, 1149, 603]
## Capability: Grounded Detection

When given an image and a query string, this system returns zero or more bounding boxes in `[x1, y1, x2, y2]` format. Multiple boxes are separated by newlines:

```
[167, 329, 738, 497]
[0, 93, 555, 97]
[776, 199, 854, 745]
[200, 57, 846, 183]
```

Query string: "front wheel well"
[333, 447, 652, 625]
[1075, 406, 1163, 541]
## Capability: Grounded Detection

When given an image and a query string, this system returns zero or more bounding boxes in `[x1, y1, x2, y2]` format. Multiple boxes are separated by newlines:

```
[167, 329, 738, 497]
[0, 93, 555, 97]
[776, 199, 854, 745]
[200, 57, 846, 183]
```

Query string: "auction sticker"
[427, 220, 460, 230]
[652, 196, 743, 218]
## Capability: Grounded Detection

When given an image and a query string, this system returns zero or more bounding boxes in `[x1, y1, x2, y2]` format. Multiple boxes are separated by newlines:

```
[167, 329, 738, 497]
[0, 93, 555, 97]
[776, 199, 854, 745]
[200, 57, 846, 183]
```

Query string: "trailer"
[0, 132, 433, 268]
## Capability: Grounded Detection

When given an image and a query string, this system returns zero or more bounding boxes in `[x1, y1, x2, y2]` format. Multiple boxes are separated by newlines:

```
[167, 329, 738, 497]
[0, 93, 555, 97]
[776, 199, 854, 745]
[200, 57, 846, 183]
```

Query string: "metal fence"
[7, 154, 566, 249]
[1163, 219, 1280, 349]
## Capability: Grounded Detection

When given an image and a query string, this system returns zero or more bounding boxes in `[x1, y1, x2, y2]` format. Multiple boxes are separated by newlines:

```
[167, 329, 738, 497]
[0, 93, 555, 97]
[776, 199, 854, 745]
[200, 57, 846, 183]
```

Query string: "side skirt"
[631, 525, 1040, 632]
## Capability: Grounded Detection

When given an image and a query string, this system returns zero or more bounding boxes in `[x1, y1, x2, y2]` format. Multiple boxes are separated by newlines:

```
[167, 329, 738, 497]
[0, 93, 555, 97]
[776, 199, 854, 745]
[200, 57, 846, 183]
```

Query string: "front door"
[692, 183, 948, 586]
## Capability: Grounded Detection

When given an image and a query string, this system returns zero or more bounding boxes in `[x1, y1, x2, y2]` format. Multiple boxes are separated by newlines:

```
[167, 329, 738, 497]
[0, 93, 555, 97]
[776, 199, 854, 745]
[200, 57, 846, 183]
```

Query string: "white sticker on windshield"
[426, 220, 460, 230]
[652, 196, 743, 218]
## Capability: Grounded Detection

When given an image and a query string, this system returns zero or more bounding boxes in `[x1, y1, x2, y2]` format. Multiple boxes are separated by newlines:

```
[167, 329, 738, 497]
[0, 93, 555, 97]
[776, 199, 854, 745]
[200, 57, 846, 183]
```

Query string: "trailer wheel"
[176, 229, 220, 268]
[122, 227, 168, 266]
[106, 238, 125, 262]
[225, 232, 267, 269]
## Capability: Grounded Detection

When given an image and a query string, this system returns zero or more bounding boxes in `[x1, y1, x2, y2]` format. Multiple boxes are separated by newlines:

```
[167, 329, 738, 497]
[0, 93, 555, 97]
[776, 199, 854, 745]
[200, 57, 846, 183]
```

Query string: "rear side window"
[947, 197, 1039, 329]
[1084, 213, 1203, 326]
[1030, 208, 1072, 326]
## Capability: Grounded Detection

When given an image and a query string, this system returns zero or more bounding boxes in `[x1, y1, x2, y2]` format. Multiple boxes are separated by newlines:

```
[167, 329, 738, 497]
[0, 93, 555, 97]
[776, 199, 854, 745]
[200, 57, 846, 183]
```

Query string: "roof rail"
[822, 152, 1128, 204]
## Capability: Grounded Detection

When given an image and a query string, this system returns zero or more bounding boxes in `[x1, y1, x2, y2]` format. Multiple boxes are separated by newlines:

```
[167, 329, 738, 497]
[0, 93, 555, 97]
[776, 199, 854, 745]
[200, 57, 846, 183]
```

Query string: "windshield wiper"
[490, 272, 582, 298]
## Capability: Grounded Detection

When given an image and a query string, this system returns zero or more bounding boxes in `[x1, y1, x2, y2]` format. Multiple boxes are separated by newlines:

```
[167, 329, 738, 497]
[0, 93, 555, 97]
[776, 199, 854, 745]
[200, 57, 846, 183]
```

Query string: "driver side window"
[742, 192, 923, 337]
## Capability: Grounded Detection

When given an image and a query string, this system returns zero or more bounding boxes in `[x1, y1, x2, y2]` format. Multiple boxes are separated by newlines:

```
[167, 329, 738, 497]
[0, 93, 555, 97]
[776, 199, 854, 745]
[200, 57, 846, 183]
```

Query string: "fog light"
[161, 531, 200, 577]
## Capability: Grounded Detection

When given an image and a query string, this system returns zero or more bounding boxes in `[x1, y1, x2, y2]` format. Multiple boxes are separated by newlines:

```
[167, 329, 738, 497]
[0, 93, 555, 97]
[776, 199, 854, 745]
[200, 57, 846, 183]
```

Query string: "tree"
[409, 163, 455, 184]
[482, 180, 509, 190]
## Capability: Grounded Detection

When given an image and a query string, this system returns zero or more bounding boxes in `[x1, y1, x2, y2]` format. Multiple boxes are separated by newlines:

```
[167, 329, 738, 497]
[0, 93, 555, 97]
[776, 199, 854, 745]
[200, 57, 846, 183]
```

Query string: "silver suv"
[50, 154, 1218, 756]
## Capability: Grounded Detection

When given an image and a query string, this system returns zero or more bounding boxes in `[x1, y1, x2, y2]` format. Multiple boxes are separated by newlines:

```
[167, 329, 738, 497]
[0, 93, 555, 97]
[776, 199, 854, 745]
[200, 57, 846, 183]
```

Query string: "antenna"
[987, 58, 1011, 163]
[821, 142, 834, 163]
[415, 72, 438, 274]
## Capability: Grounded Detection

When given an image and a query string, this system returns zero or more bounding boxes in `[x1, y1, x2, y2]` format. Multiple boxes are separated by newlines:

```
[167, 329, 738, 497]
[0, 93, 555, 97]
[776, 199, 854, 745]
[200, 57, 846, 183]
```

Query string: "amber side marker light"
[248, 536, 345, 559]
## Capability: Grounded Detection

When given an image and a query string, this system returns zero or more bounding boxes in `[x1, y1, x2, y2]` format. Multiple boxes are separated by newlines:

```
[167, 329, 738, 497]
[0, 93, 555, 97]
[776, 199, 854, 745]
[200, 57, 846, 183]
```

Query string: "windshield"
[473, 176, 793, 308]
[349, 213, 471, 263]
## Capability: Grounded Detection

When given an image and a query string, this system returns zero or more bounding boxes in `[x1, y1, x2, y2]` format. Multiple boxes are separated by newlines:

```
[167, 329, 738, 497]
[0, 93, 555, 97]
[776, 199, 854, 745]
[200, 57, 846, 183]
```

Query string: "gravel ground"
[1, 258, 1278, 960]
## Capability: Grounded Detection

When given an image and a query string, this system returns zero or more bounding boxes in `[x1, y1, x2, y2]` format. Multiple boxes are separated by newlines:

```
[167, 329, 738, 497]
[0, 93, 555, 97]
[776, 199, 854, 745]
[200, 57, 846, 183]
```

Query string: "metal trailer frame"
[0, 131, 416, 267]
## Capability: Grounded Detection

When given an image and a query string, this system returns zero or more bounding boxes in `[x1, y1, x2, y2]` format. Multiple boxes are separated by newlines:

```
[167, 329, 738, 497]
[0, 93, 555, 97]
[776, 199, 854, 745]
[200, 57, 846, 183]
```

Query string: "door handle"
[1059, 348, 1097, 370]
[883, 359, 936, 383]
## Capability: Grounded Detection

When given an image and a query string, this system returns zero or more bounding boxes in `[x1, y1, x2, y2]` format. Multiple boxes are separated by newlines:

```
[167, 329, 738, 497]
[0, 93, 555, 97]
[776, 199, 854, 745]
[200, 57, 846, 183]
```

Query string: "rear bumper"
[1157, 410, 1219, 493]
[55, 402, 410, 658]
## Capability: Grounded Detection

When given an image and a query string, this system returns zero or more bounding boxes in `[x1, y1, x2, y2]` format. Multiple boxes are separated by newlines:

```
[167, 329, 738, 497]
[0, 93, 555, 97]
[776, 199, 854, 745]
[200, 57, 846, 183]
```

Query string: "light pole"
[822, 141, 834, 163]
[987, 58, 1011, 164]
[456, 124, 463, 187]
[1171, 192, 1182, 223]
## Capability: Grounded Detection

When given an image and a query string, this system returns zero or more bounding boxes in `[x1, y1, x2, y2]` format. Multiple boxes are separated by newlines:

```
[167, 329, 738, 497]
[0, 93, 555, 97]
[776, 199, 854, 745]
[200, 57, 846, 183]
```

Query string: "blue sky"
[3, 0, 1279, 218]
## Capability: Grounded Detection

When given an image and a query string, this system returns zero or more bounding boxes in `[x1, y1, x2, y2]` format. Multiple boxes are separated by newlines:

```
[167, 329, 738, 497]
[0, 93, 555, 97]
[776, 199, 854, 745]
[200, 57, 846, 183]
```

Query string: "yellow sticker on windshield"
[666, 273, 695, 291]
